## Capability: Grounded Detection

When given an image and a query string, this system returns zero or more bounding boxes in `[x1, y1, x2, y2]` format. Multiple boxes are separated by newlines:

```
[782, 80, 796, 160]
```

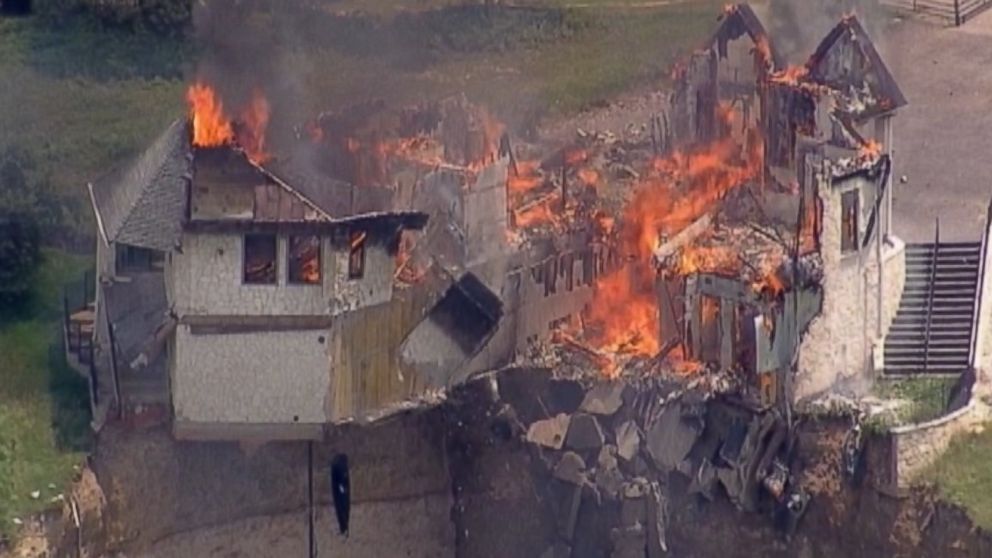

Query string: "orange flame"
[187, 83, 234, 148]
[584, 125, 764, 362]
[185, 82, 271, 163]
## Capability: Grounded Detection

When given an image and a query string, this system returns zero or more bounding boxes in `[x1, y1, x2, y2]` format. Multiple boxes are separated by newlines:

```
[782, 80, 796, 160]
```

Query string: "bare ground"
[887, 12, 992, 243]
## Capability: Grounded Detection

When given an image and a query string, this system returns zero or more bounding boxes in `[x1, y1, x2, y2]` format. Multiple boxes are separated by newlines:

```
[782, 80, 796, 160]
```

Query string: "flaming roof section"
[806, 15, 907, 118]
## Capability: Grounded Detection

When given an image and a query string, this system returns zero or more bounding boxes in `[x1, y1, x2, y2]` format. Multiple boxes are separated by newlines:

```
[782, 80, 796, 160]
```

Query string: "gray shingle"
[90, 120, 190, 251]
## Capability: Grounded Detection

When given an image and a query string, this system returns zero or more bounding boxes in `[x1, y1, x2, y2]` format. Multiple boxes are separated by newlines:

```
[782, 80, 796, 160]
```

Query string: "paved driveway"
[887, 12, 992, 242]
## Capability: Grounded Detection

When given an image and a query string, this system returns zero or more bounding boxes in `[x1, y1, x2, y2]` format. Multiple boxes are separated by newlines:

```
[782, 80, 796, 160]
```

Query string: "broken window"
[348, 230, 366, 279]
[244, 234, 277, 284]
[115, 244, 164, 273]
[288, 235, 321, 285]
[841, 189, 859, 253]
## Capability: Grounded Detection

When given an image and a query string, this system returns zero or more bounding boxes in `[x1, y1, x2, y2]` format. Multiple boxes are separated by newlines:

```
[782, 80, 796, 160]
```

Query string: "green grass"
[873, 377, 957, 426]
[0, 17, 188, 238]
[923, 425, 992, 529]
[0, 249, 92, 540]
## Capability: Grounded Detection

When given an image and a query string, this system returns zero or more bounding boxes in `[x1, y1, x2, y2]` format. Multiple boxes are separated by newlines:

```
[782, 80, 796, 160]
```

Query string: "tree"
[0, 213, 41, 316]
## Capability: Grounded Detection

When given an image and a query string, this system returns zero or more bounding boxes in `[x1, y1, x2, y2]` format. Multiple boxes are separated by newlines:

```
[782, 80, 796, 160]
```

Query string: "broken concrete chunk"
[610, 524, 647, 558]
[559, 484, 584, 542]
[645, 405, 701, 472]
[527, 413, 571, 450]
[580, 382, 625, 416]
[565, 413, 605, 451]
[614, 421, 641, 462]
[540, 543, 572, 558]
[554, 451, 587, 485]
[594, 445, 623, 499]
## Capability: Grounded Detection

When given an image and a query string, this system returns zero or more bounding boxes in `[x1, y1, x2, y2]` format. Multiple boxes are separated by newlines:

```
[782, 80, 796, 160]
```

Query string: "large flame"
[187, 83, 234, 148]
[583, 127, 765, 362]
[186, 82, 270, 163]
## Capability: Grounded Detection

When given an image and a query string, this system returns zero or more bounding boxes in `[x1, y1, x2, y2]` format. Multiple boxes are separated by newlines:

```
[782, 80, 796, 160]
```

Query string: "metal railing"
[61, 269, 98, 407]
[968, 199, 992, 368]
[923, 219, 940, 373]
[882, 0, 992, 26]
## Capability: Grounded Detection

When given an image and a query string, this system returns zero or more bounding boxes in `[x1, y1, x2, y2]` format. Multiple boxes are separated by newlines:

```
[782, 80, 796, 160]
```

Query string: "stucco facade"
[169, 231, 393, 317]
[796, 165, 906, 400]
[167, 227, 398, 436]
[172, 326, 331, 426]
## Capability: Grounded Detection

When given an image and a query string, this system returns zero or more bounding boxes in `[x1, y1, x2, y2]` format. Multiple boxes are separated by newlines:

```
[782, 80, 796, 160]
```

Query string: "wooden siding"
[329, 279, 445, 421]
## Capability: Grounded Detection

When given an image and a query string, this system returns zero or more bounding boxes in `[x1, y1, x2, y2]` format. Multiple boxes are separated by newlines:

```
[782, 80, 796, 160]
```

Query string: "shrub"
[0, 214, 41, 316]
[35, 0, 192, 35]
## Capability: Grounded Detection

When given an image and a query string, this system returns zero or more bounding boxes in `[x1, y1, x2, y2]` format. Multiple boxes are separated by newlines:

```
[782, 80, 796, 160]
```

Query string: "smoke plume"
[756, 0, 889, 64]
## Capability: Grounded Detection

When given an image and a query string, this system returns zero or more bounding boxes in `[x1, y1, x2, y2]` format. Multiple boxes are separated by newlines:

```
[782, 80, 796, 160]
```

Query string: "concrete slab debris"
[580, 382, 625, 416]
[527, 413, 572, 450]
[565, 413, 605, 451]
[610, 524, 647, 558]
[595, 445, 623, 499]
[554, 451, 587, 486]
[645, 404, 702, 472]
[614, 421, 641, 462]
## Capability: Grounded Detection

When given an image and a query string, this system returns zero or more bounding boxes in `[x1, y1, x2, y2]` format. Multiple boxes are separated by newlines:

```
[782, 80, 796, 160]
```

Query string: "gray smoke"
[755, 0, 889, 64]
[192, 0, 316, 150]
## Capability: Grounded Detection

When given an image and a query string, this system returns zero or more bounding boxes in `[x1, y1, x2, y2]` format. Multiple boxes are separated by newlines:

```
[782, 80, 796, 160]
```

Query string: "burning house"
[82, 4, 908, 444]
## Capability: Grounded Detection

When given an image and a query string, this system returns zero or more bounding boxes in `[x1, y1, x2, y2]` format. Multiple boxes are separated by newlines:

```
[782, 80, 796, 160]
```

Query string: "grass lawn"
[923, 425, 992, 530]
[0, 249, 92, 541]
[872, 377, 958, 426]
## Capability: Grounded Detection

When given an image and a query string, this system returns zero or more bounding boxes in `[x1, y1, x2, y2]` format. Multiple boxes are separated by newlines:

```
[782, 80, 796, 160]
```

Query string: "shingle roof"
[103, 272, 168, 370]
[89, 120, 190, 251]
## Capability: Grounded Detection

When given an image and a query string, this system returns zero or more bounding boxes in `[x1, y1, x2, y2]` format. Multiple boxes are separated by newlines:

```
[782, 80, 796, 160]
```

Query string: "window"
[115, 244, 164, 273]
[244, 234, 277, 284]
[288, 235, 321, 284]
[841, 190, 859, 253]
[348, 230, 366, 279]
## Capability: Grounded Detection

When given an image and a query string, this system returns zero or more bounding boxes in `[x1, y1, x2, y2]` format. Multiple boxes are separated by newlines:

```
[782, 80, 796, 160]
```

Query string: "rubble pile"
[521, 379, 811, 557]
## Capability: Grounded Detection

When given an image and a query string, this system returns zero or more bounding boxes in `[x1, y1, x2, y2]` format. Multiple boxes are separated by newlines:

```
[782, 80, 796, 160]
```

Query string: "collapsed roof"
[89, 119, 428, 252]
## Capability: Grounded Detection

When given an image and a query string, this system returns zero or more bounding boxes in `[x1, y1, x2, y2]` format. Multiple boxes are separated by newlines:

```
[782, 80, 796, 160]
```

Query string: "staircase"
[884, 242, 981, 375]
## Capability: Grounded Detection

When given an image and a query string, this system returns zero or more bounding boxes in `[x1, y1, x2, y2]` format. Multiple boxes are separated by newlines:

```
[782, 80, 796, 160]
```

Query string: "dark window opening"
[115, 244, 164, 273]
[244, 234, 277, 284]
[288, 235, 321, 284]
[348, 230, 366, 280]
[841, 190, 859, 253]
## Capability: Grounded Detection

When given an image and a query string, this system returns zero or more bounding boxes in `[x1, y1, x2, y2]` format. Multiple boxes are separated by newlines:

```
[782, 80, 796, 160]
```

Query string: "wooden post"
[955, 0, 962, 25]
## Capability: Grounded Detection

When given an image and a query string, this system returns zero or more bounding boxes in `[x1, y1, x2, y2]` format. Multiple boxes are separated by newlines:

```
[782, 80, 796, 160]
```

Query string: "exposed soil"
[7, 369, 992, 557]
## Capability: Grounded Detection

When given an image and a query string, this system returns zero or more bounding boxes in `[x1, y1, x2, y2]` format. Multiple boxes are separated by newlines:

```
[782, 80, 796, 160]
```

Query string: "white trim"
[87, 182, 110, 245]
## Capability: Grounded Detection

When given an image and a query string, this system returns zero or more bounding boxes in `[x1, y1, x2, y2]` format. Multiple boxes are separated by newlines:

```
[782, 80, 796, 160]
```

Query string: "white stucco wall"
[170, 231, 393, 317]
[329, 231, 394, 314]
[172, 325, 331, 424]
[797, 169, 905, 400]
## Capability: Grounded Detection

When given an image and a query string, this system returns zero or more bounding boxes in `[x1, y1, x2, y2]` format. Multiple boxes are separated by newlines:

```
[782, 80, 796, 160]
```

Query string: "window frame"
[243, 233, 278, 285]
[287, 235, 322, 285]
[348, 230, 367, 280]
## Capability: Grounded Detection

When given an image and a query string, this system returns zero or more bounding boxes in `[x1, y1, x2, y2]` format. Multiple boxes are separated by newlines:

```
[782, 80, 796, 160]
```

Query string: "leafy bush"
[0, 214, 41, 316]
[35, 0, 192, 35]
